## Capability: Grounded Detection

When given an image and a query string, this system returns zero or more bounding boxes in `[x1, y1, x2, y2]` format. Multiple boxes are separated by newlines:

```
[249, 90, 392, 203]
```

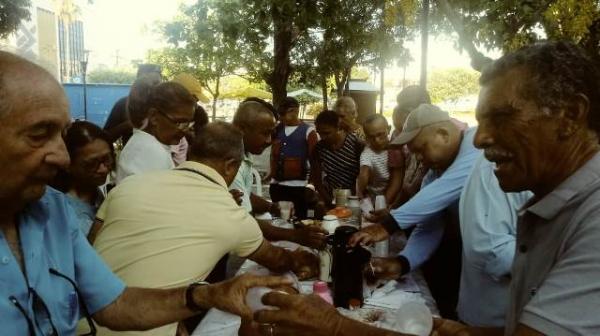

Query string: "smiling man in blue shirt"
[0, 52, 288, 335]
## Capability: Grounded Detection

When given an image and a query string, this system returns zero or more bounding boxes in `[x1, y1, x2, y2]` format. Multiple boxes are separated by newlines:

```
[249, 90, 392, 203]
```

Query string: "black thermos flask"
[330, 226, 372, 308]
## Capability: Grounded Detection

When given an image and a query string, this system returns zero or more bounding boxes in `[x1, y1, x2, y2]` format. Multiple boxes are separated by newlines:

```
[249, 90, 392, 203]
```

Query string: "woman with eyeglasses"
[115, 79, 196, 184]
[51, 121, 114, 240]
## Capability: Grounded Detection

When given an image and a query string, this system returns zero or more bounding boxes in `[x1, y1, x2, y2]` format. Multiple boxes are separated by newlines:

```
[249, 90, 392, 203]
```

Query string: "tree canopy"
[0, 0, 31, 39]
[427, 67, 480, 103]
[433, 0, 600, 68]
[150, 0, 418, 108]
[88, 68, 136, 84]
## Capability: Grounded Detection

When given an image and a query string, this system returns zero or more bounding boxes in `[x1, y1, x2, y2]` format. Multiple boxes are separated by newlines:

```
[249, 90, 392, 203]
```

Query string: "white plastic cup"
[374, 195, 387, 210]
[278, 201, 294, 221]
[245, 287, 277, 313]
[322, 215, 339, 234]
[391, 301, 433, 336]
[374, 239, 389, 257]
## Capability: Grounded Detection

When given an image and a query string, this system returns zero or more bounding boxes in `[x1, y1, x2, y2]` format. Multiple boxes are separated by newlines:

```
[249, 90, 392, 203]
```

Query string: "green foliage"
[293, 0, 418, 100]
[427, 67, 480, 103]
[306, 102, 324, 118]
[150, 0, 244, 100]
[351, 67, 371, 81]
[435, 0, 600, 66]
[88, 68, 136, 84]
[152, 0, 418, 108]
[0, 0, 31, 39]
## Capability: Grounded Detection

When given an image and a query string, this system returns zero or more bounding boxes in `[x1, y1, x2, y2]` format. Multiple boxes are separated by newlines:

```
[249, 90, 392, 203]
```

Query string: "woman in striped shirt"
[310, 110, 364, 206]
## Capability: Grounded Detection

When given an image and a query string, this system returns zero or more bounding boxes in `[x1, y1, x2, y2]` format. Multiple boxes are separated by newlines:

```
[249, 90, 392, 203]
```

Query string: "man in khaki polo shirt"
[93, 122, 318, 336]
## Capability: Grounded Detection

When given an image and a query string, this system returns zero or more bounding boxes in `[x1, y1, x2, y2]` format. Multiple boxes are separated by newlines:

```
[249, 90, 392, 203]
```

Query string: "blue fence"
[63, 83, 131, 127]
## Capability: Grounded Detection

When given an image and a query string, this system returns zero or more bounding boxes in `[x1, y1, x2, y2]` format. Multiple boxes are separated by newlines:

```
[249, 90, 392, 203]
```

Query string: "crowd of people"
[0, 39, 599, 336]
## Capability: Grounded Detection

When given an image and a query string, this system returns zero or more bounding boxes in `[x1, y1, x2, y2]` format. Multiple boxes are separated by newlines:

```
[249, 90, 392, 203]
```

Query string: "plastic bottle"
[374, 195, 389, 257]
[318, 248, 333, 282]
[313, 281, 333, 305]
[347, 196, 361, 228]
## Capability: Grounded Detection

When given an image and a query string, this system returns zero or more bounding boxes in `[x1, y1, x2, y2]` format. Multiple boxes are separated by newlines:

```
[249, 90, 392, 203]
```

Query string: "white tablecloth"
[193, 255, 438, 336]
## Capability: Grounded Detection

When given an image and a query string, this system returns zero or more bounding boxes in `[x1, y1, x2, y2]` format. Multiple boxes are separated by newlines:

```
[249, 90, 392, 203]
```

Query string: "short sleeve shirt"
[360, 147, 390, 196]
[0, 188, 125, 335]
[230, 153, 255, 213]
[506, 152, 600, 335]
[94, 161, 264, 336]
[315, 132, 363, 193]
[116, 129, 174, 184]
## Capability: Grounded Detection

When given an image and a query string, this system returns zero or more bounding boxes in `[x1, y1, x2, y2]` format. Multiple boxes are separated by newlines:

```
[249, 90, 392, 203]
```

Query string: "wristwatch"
[185, 281, 210, 311]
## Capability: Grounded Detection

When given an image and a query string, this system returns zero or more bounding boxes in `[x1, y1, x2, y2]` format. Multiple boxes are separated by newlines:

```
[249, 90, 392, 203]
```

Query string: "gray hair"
[334, 96, 357, 116]
[480, 41, 600, 133]
[232, 100, 274, 130]
[189, 121, 244, 162]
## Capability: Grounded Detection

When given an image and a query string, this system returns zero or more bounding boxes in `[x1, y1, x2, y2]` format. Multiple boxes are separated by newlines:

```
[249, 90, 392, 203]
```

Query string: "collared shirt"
[64, 190, 105, 236]
[390, 128, 481, 270]
[116, 129, 174, 184]
[95, 161, 264, 336]
[0, 188, 125, 335]
[230, 153, 255, 212]
[457, 156, 532, 327]
[506, 152, 600, 335]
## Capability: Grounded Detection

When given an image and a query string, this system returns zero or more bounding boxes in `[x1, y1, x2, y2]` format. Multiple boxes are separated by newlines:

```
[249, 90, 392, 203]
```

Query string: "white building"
[1, 0, 86, 82]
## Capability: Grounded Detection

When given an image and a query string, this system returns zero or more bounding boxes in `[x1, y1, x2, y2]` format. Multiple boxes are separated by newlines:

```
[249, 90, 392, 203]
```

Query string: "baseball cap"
[391, 104, 450, 145]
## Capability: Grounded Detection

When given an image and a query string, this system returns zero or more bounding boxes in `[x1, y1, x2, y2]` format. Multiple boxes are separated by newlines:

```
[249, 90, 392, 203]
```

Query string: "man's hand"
[289, 248, 320, 280]
[254, 293, 343, 336]
[364, 208, 390, 223]
[364, 257, 403, 284]
[293, 225, 328, 250]
[348, 224, 390, 247]
[195, 274, 291, 320]
[230, 189, 244, 206]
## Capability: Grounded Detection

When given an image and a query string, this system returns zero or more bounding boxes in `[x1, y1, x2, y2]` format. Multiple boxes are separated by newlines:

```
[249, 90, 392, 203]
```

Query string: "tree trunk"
[321, 76, 328, 108]
[379, 65, 384, 114]
[420, 0, 429, 88]
[436, 0, 493, 72]
[212, 76, 220, 121]
[579, 17, 600, 65]
[268, 4, 294, 110]
[335, 67, 351, 97]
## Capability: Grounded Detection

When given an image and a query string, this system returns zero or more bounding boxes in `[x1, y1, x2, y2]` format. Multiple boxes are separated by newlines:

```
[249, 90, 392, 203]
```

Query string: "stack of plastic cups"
[319, 215, 338, 283]
[374, 195, 389, 257]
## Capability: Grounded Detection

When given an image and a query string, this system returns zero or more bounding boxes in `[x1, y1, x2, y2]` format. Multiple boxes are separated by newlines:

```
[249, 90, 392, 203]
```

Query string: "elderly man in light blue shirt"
[350, 104, 479, 318]
[0, 51, 289, 335]
[351, 104, 480, 275]
[458, 156, 531, 327]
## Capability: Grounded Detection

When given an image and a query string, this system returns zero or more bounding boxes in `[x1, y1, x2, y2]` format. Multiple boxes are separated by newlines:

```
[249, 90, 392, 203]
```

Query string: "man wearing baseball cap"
[350, 103, 482, 318]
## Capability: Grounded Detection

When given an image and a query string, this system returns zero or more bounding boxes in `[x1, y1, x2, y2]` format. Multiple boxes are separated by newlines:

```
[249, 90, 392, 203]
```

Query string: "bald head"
[232, 100, 276, 155]
[0, 51, 70, 210]
[334, 96, 357, 114]
[233, 101, 275, 130]
[0, 51, 65, 118]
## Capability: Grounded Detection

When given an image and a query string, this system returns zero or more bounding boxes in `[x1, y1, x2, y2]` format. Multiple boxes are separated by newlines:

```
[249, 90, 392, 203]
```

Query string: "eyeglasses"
[157, 110, 195, 131]
[9, 268, 97, 336]
[80, 154, 114, 172]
